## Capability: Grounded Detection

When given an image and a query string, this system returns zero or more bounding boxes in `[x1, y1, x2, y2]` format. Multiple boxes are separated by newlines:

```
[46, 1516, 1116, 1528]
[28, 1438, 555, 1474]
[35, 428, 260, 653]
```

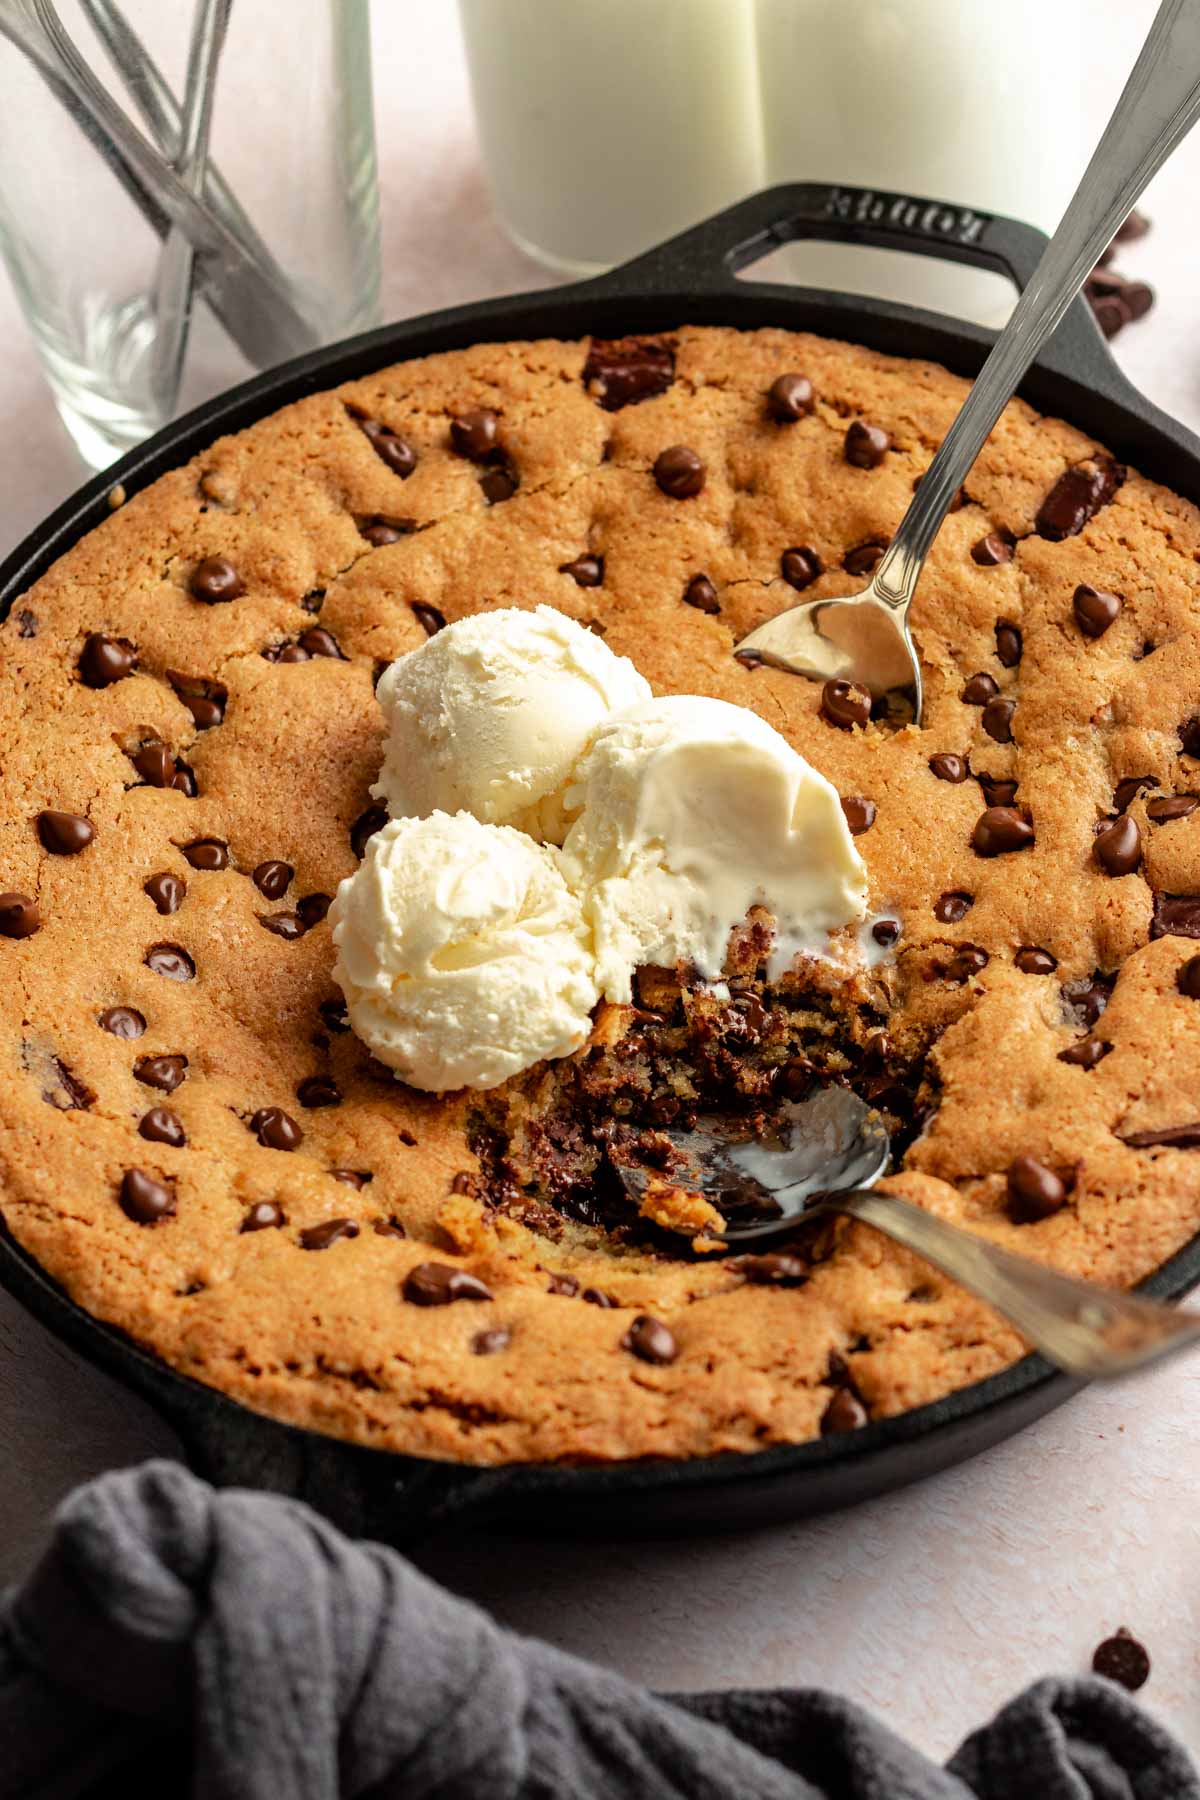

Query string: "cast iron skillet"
[3, 183, 1200, 1542]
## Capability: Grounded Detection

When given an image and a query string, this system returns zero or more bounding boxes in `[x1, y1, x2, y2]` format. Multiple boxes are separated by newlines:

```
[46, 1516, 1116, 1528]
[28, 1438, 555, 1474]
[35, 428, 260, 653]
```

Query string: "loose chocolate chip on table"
[1121, 1122, 1200, 1150]
[0, 892, 39, 939]
[404, 1262, 493, 1306]
[1035, 459, 1125, 540]
[351, 806, 388, 859]
[781, 546, 822, 591]
[140, 1107, 185, 1146]
[298, 627, 346, 660]
[1094, 815, 1142, 876]
[653, 445, 706, 499]
[971, 533, 1014, 567]
[945, 945, 988, 983]
[583, 336, 675, 410]
[934, 890, 973, 924]
[981, 696, 1015, 743]
[134, 1054, 187, 1093]
[79, 633, 136, 688]
[995, 622, 1023, 667]
[961, 672, 999, 705]
[189, 556, 244, 603]
[1113, 775, 1155, 813]
[145, 943, 195, 981]
[1073, 583, 1123, 638]
[1092, 1628, 1151, 1692]
[449, 408, 499, 462]
[253, 860, 293, 899]
[250, 1106, 302, 1151]
[843, 538, 888, 576]
[840, 796, 876, 836]
[821, 679, 871, 731]
[360, 519, 409, 547]
[1058, 1037, 1112, 1068]
[472, 1326, 511, 1355]
[241, 1200, 285, 1232]
[821, 1388, 868, 1434]
[98, 1006, 146, 1038]
[736, 1252, 807, 1286]
[1006, 1154, 1069, 1224]
[259, 912, 306, 940]
[297, 1075, 340, 1108]
[1015, 946, 1057, 975]
[766, 372, 814, 421]
[36, 810, 94, 855]
[1177, 956, 1200, 998]
[559, 555, 604, 588]
[972, 806, 1034, 855]
[1152, 894, 1200, 939]
[359, 418, 417, 478]
[683, 574, 720, 614]
[300, 1217, 360, 1250]
[297, 893, 332, 928]
[410, 602, 446, 638]
[583, 1287, 617, 1307]
[929, 753, 969, 783]
[119, 1167, 175, 1224]
[977, 774, 1018, 808]
[621, 1314, 678, 1365]
[548, 1273, 580, 1297]
[182, 838, 229, 871]
[844, 420, 889, 468]
[1147, 795, 1198, 823]
[872, 919, 901, 948]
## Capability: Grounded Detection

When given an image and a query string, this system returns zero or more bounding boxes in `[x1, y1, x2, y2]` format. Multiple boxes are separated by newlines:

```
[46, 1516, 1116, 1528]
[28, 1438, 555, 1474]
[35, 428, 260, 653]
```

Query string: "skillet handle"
[587, 180, 1116, 396]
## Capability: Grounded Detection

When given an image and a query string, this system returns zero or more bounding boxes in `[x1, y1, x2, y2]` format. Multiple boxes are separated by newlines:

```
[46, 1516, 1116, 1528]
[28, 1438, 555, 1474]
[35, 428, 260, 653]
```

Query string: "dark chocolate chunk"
[844, 420, 889, 468]
[1058, 1037, 1112, 1068]
[929, 753, 969, 783]
[766, 372, 814, 422]
[1094, 815, 1142, 876]
[977, 774, 1018, 808]
[297, 894, 331, 929]
[182, 837, 229, 871]
[621, 1314, 678, 1365]
[842, 538, 888, 576]
[559, 555, 604, 588]
[449, 408, 499, 462]
[403, 1262, 493, 1305]
[139, 1107, 185, 1146]
[119, 1167, 175, 1224]
[250, 1106, 302, 1151]
[189, 556, 244, 603]
[653, 445, 706, 499]
[1015, 946, 1057, 975]
[1092, 1628, 1150, 1693]
[1113, 775, 1155, 813]
[981, 696, 1015, 743]
[583, 336, 675, 410]
[840, 796, 876, 836]
[36, 810, 94, 855]
[253, 860, 293, 899]
[1147, 795, 1198, 823]
[172, 763, 198, 799]
[934, 890, 973, 924]
[1073, 584, 1123, 638]
[0, 893, 40, 939]
[871, 919, 900, 948]
[781, 546, 822, 591]
[961, 672, 999, 705]
[98, 1006, 145, 1038]
[129, 743, 175, 788]
[1035, 459, 1125, 540]
[241, 1200, 285, 1232]
[821, 1387, 868, 1434]
[1177, 955, 1200, 998]
[259, 912, 306, 940]
[319, 999, 349, 1034]
[480, 466, 519, 504]
[297, 1075, 340, 1108]
[995, 622, 1023, 667]
[411, 602, 446, 638]
[300, 1217, 360, 1250]
[944, 944, 988, 983]
[359, 418, 417, 478]
[145, 943, 195, 981]
[683, 574, 720, 614]
[1006, 1155, 1069, 1223]
[168, 672, 227, 729]
[821, 679, 871, 731]
[298, 627, 346, 660]
[134, 1054, 187, 1093]
[1063, 972, 1115, 1028]
[971, 533, 1014, 567]
[351, 805, 388, 859]
[1152, 894, 1200, 940]
[972, 806, 1034, 855]
[79, 633, 136, 688]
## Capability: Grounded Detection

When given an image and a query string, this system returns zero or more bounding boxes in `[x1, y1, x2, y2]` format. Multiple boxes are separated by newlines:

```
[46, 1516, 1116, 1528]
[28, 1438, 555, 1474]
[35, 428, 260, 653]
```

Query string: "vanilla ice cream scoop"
[372, 605, 651, 843]
[330, 811, 599, 1091]
[560, 695, 869, 1002]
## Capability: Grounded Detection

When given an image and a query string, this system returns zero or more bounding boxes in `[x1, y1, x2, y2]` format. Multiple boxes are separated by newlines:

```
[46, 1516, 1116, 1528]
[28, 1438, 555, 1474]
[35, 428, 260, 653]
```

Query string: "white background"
[3, 0, 1200, 1769]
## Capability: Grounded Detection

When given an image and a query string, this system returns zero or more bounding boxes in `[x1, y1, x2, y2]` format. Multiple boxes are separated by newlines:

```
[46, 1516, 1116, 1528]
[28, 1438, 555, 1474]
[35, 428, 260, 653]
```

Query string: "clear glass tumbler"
[0, 0, 380, 470]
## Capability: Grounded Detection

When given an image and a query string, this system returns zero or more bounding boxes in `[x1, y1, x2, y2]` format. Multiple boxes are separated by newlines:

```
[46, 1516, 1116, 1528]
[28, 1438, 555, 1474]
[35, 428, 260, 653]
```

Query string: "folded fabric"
[1, 1461, 1195, 1800]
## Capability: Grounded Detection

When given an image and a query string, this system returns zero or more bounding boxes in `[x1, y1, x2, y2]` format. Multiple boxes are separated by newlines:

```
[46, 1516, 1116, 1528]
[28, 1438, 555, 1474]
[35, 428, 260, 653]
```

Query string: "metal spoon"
[615, 1085, 1200, 1380]
[736, 0, 1200, 721]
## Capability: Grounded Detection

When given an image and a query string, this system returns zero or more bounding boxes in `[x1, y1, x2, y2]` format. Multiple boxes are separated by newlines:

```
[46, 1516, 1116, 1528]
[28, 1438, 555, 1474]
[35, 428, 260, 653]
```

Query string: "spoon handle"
[868, 0, 1200, 619]
[829, 1188, 1200, 1380]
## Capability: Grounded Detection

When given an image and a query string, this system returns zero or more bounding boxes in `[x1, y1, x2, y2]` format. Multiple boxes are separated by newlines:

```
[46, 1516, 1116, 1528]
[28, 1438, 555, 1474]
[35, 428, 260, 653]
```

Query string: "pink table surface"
[3, 0, 1200, 1770]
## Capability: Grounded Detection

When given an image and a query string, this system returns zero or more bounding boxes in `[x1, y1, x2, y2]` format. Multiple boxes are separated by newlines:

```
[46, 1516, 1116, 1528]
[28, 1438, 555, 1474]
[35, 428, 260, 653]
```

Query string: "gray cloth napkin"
[1, 1460, 1195, 1800]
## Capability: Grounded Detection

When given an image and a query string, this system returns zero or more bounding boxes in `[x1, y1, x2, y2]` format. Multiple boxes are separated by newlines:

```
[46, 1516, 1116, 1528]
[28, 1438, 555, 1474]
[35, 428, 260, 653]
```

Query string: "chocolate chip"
[299, 1217, 360, 1251]
[98, 1006, 145, 1038]
[995, 622, 1022, 667]
[403, 1262, 493, 1305]
[359, 418, 417, 477]
[139, 1107, 185, 1146]
[252, 860, 293, 899]
[1114, 776, 1155, 813]
[298, 627, 346, 660]
[250, 1106, 302, 1150]
[267, 640, 311, 665]
[241, 1200, 285, 1232]
[821, 1388, 868, 1433]
[583, 336, 675, 410]
[1006, 1155, 1069, 1223]
[169, 678, 227, 729]
[766, 372, 814, 421]
[360, 519, 409, 547]
[82, 635, 139, 693]
[1073, 584, 1123, 638]
[411, 603, 446, 638]
[683, 574, 720, 614]
[972, 533, 1014, 567]
[1092, 1628, 1150, 1692]
[14, 609, 37, 637]
[482, 465, 520, 504]
[781, 546, 822, 591]
[1058, 1037, 1112, 1067]
[145, 943, 194, 981]
[843, 538, 888, 576]
[1152, 894, 1200, 939]
[1063, 971, 1115, 1027]
[736, 1252, 807, 1285]
[1122, 1122, 1200, 1149]
[134, 1054, 187, 1093]
[36, 810, 94, 855]
[189, 556, 244, 603]
[961, 672, 999, 705]
[1015, 946, 1057, 975]
[119, 1167, 175, 1224]
[930, 753, 969, 783]
[1180, 717, 1200, 760]
[844, 420, 889, 468]
[945, 944, 988, 983]
[977, 774, 1018, 808]
[182, 838, 229, 871]
[821, 679, 871, 731]
[1147, 795, 1198, 823]
[547, 1273, 580, 1297]
[934, 890, 973, 923]
[559, 555, 604, 588]
[1036, 459, 1125, 540]
[621, 1314, 678, 1364]
[472, 1326, 511, 1354]
[981, 696, 1015, 743]
[297, 1075, 340, 1108]
[319, 999, 349, 1034]
[351, 805, 388, 859]
[174, 762, 199, 799]
[129, 743, 175, 788]
[841, 796, 876, 836]
[1094, 815, 1141, 876]
[872, 919, 901, 948]
[1177, 956, 1200, 998]
[583, 1287, 617, 1307]
[653, 445, 706, 499]
[0, 892, 40, 939]
[972, 806, 1034, 855]
[41, 1060, 94, 1112]
[450, 409, 499, 462]
[259, 912, 306, 940]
